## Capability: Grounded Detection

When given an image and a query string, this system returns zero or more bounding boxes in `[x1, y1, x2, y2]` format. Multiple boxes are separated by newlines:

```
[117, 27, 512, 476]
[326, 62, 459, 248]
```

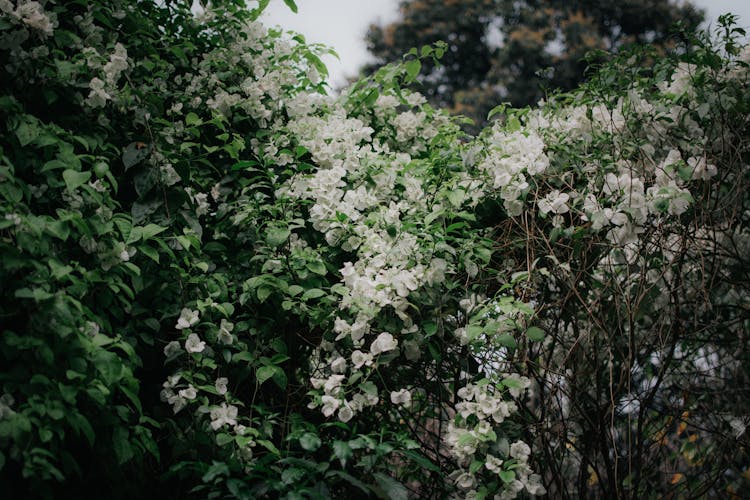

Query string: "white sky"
[259, 0, 750, 88]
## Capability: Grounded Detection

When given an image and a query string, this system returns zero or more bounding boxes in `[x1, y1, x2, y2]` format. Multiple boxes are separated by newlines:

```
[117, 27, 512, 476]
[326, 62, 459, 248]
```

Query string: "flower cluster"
[445, 379, 545, 498]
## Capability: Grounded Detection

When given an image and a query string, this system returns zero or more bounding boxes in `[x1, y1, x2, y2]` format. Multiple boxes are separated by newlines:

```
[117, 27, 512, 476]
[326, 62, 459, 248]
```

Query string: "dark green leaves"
[122, 142, 151, 170]
[62, 169, 91, 191]
[526, 326, 545, 342]
[266, 225, 291, 247]
[299, 432, 321, 451]
[373, 473, 408, 500]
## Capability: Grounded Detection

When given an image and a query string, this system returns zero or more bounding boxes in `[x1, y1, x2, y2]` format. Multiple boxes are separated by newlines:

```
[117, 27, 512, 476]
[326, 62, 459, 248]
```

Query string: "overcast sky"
[260, 0, 750, 88]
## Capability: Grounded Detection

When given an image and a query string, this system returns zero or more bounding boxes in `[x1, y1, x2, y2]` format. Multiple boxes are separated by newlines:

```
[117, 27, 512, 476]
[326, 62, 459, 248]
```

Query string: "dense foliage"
[364, 0, 704, 129]
[0, 1, 748, 498]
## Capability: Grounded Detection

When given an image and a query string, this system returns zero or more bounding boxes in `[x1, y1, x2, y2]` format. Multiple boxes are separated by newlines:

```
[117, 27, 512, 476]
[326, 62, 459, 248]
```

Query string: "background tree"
[364, 0, 705, 129]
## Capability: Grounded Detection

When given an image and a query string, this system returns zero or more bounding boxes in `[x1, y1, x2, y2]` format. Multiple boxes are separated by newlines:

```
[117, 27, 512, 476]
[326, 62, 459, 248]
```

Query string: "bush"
[0, 1, 747, 498]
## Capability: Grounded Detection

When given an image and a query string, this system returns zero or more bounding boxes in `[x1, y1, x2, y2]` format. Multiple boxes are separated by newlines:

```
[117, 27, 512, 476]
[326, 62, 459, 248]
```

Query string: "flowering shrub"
[0, 1, 748, 498]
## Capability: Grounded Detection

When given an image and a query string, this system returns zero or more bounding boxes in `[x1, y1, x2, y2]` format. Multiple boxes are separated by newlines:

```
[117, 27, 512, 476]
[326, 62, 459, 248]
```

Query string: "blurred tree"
[364, 0, 704, 129]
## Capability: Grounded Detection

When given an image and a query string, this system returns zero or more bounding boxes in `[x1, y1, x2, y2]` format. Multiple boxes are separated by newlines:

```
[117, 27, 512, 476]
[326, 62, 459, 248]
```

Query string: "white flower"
[178, 384, 197, 400]
[194, 192, 210, 216]
[215, 377, 228, 395]
[390, 389, 412, 408]
[425, 258, 448, 285]
[210, 403, 238, 430]
[176, 308, 199, 329]
[454, 471, 475, 490]
[492, 401, 516, 423]
[338, 404, 354, 423]
[160, 164, 181, 186]
[504, 373, 531, 397]
[16, 1, 54, 36]
[321, 395, 340, 417]
[323, 374, 345, 394]
[85, 77, 110, 108]
[537, 190, 570, 215]
[370, 332, 398, 355]
[170, 394, 187, 414]
[330, 356, 347, 373]
[510, 440, 531, 462]
[351, 350, 373, 369]
[485, 455, 504, 474]
[103, 43, 128, 86]
[163, 373, 181, 389]
[184, 333, 206, 353]
[217, 319, 234, 344]
[526, 474, 547, 495]
[688, 156, 716, 181]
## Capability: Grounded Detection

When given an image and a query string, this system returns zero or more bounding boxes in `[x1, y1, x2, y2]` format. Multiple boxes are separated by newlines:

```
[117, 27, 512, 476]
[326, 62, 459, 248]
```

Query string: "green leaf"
[496, 334, 517, 348]
[499, 470, 516, 483]
[126, 226, 143, 244]
[216, 433, 234, 446]
[15, 120, 39, 146]
[282, 0, 298, 13]
[306, 261, 327, 275]
[120, 385, 142, 415]
[506, 115, 521, 132]
[301, 288, 325, 300]
[62, 169, 91, 191]
[176, 235, 191, 250]
[526, 326, 545, 342]
[44, 220, 70, 241]
[122, 142, 151, 170]
[299, 432, 321, 451]
[185, 112, 202, 126]
[423, 322, 438, 337]
[49, 259, 73, 280]
[202, 461, 229, 482]
[373, 472, 408, 500]
[404, 59, 421, 82]
[400, 449, 441, 473]
[257, 285, 273, 303]
[333, 440, 352, 466]
[282, 467, 306, 485]
[14, 287, 53, 301]
[257, 439, 280, 455]
[256, 365, 277, 385]
[304, 52, 328, 77]
[326, 470, 371, 494]
[138, 245, 159, 263]
[266, 225, 291, 247]
[233, 351, 255, 363]
[39, 428, 53, 443]
[447, 188, 465, 207]
[133, 167, 159, 197]
[466, 325, 484, 341]
[363, 88, 380, 107]
[140, 223, 167, 240]
[112, 427, 134, 464]
[92, 350, 123, 385]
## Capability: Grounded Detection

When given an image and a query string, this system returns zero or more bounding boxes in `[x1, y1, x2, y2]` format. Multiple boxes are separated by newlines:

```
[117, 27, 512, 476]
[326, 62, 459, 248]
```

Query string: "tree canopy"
[365, 0, 705, 127]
